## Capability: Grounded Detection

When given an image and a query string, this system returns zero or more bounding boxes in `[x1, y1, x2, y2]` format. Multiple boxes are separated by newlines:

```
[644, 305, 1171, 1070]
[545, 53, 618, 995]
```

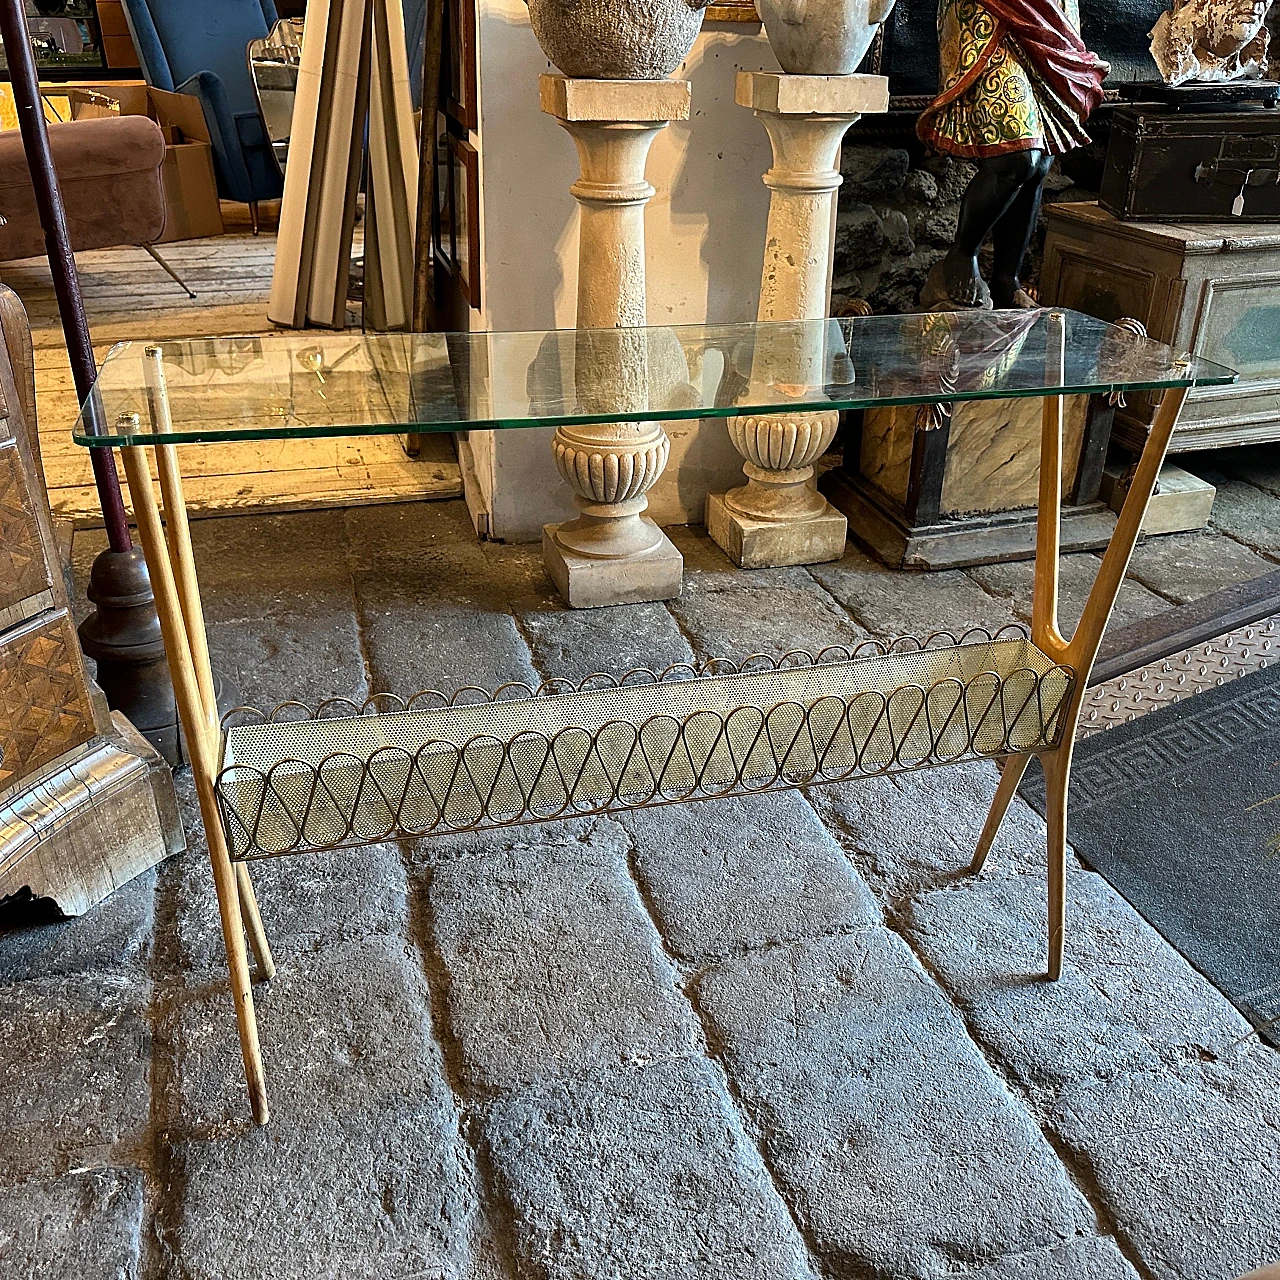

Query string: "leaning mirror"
[248, 17, 305, 175]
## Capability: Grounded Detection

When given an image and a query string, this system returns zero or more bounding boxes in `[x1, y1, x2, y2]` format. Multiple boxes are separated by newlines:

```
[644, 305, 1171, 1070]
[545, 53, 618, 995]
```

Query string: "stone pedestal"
[539, 74, 688, 608]
[707, 71, 887, 569]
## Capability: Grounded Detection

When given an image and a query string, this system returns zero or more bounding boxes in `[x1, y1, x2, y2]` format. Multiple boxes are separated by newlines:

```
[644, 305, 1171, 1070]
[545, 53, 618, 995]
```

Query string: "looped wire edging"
[214, 628, 1074, 861]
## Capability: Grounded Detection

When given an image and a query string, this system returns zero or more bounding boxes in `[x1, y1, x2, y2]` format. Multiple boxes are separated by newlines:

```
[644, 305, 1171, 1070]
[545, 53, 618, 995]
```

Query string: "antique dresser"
[1042, 200, 1280, 452]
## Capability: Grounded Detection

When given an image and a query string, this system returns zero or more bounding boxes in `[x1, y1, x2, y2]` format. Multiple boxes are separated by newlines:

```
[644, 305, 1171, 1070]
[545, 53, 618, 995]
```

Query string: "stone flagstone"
[906, 867, 1280, 1280]
[617, 790, 880, 965]
[808, 759, 1056, 904]
[422, 819, 699, 1094]
[0, 975, 151, 1181]
[155, 931, 474, 1279]
[1, 495, 1277, 1278]
[810, 545, 1020, 638]
[696, 931, 1096, 1278]
[0, 1170, 145, 1280]
[962, 1236, 1139, 1279]
[668, 559, 869, 659]
[482, 1056, 818, 1280]
[169, 774, 410, 975]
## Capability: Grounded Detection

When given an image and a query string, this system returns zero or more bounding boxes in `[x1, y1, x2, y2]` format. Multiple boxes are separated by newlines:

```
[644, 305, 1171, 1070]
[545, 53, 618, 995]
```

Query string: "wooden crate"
[1042, 201, 1280, 452]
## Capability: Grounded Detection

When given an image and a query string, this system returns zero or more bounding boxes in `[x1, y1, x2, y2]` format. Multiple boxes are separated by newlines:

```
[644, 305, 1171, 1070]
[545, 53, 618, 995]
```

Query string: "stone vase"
[756, 0, 898, 74]
[525, 0, 711, 79]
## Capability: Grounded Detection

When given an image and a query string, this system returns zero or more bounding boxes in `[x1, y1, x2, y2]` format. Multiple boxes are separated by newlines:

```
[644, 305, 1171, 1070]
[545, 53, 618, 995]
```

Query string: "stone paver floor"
[4, 450, 1280, 1280]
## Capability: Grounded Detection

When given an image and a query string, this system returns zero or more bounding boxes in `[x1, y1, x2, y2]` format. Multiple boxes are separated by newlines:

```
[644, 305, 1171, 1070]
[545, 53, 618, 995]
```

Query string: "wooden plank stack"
[270, 0, 419, 331]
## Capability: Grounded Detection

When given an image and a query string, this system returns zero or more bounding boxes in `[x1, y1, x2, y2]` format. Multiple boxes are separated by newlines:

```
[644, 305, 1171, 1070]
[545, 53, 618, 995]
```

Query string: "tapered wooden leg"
[121, 445, 270, 1124]
[146, 347, 277, 989]
[1042, 749, 1071, 981]
[236, 863, 276, 981]
[970, 753, 1032, 873]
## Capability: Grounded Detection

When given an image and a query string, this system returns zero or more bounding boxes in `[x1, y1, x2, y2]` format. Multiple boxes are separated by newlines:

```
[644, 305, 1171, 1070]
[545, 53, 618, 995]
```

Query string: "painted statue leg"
[970, 753, 1032, 873]
[990, 151, 1053, 308]
[942, 150, 1043, 307]
[1042, 748, 1071, 981]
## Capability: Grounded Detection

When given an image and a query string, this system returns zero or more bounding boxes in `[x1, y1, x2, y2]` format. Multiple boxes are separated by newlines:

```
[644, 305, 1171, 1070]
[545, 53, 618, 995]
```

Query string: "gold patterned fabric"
[919, 0, 1092, 158]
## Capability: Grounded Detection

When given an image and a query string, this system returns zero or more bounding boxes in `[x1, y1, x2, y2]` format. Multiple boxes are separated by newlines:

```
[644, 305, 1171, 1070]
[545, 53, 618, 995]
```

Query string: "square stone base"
[736, 70, 889, 116]
[705, 492, 847, 569]
[542, 522, 683, 608]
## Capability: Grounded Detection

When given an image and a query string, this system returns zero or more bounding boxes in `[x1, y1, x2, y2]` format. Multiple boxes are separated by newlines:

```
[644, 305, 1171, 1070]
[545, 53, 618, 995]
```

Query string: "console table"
[74, 310, 1233, 1124]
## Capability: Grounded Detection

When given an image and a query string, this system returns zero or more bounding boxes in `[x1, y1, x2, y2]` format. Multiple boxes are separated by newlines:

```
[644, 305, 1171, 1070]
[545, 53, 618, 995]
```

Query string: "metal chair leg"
[142, 244, 196, 299]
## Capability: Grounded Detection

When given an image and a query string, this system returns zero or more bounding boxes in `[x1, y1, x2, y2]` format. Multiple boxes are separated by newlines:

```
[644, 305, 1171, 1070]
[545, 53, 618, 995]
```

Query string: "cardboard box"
[148, 87, 223, 241]
[157, 142, 223, 241]
[60, 80, 149, 119]
[46, 80, 224, 242]
[94, 1, 141, 70]
[94, 0, 133, 37]
[102, 36, 141, 70]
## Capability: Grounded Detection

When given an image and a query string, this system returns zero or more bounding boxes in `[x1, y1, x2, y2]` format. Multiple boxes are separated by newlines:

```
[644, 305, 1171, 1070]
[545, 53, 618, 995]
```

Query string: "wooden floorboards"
[1, 206, 460, 525]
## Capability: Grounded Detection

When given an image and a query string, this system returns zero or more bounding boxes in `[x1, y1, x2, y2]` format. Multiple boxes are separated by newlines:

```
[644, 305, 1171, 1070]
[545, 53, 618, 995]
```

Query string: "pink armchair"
[0, 114, 194, 297]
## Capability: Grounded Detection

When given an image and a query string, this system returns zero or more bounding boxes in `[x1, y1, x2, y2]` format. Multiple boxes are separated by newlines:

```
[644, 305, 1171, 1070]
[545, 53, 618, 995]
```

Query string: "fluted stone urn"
[724, 409, 840, 523]
[525, 0, 711, 79]
[756, 0, 898, 74]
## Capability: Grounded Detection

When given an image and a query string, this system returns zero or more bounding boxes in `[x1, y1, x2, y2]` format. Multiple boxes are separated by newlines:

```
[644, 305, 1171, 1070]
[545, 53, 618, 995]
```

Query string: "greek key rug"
[1023, 662, 1280, 1047]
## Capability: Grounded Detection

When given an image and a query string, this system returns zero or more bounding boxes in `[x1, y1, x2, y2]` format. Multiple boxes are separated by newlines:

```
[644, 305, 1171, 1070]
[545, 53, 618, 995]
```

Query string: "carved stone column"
[707, 71, 888, 569]
[540, 74, 688, 608]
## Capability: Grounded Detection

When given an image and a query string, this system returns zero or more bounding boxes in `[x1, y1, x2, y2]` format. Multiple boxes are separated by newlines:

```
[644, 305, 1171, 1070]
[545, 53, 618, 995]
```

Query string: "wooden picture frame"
[443, 0, 478, 131]
[448, 133, 481, 309]
[0, 2, 112, 79]
[705, 1, 759, 20]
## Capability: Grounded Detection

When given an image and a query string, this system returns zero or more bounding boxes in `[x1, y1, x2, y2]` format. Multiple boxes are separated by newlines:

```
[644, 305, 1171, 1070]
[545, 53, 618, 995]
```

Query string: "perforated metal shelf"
[215, 628, 1075, 860]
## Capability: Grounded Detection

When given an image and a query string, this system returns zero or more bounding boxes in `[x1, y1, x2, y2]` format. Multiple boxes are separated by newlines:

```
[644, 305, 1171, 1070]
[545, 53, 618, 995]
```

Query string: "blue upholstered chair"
[120, 0, 284, 231]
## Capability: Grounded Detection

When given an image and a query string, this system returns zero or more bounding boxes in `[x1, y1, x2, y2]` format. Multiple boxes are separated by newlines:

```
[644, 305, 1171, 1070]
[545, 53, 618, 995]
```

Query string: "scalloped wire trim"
[218, 624, 1034, 730]
[215, 650, 1074, 861]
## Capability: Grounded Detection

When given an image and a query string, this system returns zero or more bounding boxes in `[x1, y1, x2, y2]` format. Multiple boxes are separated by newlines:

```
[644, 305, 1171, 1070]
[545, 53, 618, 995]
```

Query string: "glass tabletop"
[73, 310, 1236, 448]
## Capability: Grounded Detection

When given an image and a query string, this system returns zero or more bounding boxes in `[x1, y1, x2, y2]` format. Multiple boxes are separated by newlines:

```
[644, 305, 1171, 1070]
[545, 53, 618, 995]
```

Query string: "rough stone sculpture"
[756, 0, 899, 74]
[525, 0, 711, 79]
[1149, 0, 1271, 86]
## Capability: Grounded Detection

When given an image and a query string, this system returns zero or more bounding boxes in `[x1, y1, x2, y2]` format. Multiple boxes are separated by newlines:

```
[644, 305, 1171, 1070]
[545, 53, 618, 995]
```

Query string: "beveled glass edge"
[74, 369, 1237, 447]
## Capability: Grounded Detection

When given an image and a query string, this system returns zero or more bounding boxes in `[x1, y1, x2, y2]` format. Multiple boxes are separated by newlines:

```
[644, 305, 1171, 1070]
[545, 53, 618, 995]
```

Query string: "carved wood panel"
[0, 436, 51, 615]
[0, 610, 96, 794]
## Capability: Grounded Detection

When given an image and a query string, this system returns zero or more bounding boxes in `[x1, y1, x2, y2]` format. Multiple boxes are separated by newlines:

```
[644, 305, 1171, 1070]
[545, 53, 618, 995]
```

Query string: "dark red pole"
[0, 3, 181, 765]
[0, 0, 132, 553]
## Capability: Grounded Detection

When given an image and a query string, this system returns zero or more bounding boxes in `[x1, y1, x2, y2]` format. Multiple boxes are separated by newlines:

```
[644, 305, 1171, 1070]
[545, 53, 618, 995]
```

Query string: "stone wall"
[832, 120, 1108, 315]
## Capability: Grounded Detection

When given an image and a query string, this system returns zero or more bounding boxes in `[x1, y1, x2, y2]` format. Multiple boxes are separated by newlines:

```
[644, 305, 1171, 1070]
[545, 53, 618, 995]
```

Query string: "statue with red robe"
[917, 0, 1108, 308]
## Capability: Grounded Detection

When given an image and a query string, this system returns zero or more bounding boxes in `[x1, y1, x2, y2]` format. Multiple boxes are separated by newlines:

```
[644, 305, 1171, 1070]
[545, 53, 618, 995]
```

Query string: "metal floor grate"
[1079, 615, 1280, 738]
[216, 630, 1075, 859]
